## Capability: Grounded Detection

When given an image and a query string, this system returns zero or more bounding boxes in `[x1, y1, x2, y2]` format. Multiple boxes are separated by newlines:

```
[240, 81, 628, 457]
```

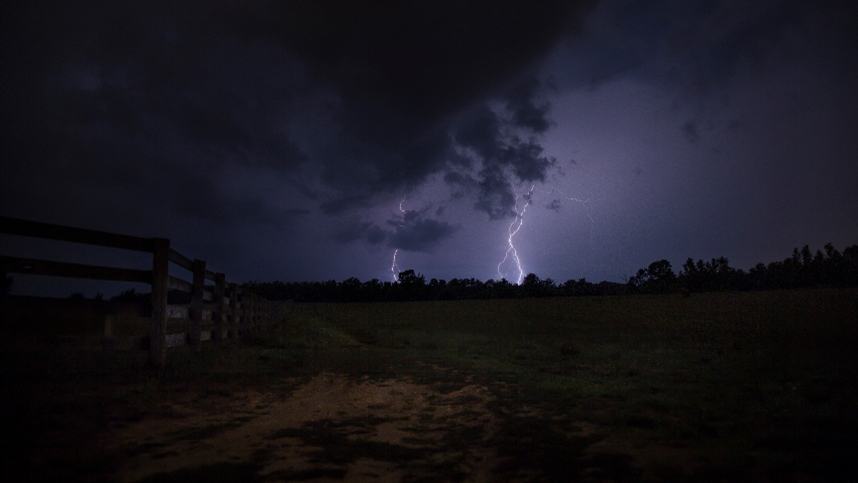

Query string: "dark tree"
[629, 259, 676, 293]
[242, 243, 858, 302]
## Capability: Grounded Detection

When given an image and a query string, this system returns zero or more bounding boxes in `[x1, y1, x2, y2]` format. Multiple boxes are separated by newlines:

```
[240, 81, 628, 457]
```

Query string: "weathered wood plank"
[229, 284, 241, 339]
[1, 217, 275, 358]
[0, 255, 151, 283]
[213, 272, 226, 342]
[0, 216, 155, 252]
[168, 248, 193, 270]
[189, 259, 206, 351]
[168, 276, 193, 293]
[150, 238, 169, 368]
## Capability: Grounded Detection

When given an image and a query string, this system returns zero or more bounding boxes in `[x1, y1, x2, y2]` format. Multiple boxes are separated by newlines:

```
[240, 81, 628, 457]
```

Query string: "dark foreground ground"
[3, 288, 858, 481]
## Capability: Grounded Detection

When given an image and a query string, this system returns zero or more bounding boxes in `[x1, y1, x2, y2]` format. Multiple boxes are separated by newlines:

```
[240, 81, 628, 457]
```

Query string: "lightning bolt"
[390, 197, 407, 282]
[496, 184, 596, 284]
[390, 248, 400, 282]
[497, 184, 535, 285]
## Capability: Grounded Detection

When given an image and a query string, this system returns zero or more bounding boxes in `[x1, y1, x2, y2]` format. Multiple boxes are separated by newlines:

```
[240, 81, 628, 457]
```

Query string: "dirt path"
[106, 373, 503, 481]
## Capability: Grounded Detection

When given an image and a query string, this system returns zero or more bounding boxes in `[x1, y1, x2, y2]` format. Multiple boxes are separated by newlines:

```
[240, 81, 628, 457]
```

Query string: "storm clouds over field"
[2, 1, 857, 282]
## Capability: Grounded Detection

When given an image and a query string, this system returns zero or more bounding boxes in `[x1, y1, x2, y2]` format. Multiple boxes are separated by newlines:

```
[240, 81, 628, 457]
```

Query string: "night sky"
[2, 1, 857, 287]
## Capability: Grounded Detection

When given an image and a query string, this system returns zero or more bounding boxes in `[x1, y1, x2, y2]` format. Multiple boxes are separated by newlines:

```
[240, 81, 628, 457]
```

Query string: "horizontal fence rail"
[0, 255, 152, 284]
[0, 215, 276, 367]
[0, 216, 156, 252]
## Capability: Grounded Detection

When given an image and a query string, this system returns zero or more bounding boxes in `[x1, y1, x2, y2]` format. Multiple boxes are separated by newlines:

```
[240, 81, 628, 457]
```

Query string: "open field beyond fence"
[4, 288, 858, 481]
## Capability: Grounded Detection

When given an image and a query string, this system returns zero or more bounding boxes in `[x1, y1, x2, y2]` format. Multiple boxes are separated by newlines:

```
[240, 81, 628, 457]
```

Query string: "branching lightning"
[390, 197, 407, 282]
[496, 184, 596, 284]
[497, 184, 535, 285]
[390, 248, 400, 282]
[388, 184, 592, 285]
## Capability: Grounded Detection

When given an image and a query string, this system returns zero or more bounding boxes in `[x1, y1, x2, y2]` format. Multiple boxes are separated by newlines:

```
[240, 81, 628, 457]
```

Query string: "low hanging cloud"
[334, 208, 458, 253]
[550, 0, 858, 144]
[0, 1, 591, 236]
[445, 83, 557, 219]
[388, 214, 460, 252]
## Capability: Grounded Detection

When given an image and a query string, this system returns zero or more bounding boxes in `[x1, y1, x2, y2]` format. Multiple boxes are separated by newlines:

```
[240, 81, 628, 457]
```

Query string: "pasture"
[5, 288, 858, 481]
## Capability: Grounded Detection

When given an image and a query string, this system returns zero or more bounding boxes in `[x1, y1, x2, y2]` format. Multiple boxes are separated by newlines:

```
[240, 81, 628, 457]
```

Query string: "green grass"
[5, 288, 858, 480]
[269, 288, 858, 478]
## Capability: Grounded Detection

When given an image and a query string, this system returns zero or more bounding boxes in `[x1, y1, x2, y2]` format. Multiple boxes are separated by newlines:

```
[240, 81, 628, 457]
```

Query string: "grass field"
[5, 288, 858, 481]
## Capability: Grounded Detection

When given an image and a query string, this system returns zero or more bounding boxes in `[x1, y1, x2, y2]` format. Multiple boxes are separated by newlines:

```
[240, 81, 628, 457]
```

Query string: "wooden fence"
[0, 216, 275, 367]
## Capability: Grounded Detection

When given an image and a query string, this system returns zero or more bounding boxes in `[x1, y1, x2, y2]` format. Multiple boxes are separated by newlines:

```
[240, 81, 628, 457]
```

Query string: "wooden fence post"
[249, 294, 256, 334]
[230, 285, 241, 339]
[0, 216, 279, 361]
[189, 259, 206, 351]
[103, 314, 115, 352]
[213, 272, 226, 342]
[150, 238, 169, 368]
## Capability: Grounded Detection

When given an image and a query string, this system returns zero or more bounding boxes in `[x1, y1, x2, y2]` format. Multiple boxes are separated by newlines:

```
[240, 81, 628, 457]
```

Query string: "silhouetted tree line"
[629, 243, 858, 294]
[244, 243, 858, 303]
[245, 271, 628, 303]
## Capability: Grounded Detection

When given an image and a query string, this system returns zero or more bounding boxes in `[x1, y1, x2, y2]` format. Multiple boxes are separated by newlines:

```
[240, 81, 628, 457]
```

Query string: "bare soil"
[108, 373, 503, 482]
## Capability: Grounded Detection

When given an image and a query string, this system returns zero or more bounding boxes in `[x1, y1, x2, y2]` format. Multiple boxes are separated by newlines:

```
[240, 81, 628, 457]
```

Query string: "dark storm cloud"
[681, 121, 699, 144]
[506, 79, 554, 134]
[447, 92, 556, 218]
[552, 0, 858, 139]
[334, 208, 458, 253]
[388, 218, 459, 253]
[0, 1, 313, 232]
[0, 0, 594, 257]
[333, 222, 385, 245]
[473, 167, 518, 220]
[3, 0, 857, 286]
[177, 193, 311, 225]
